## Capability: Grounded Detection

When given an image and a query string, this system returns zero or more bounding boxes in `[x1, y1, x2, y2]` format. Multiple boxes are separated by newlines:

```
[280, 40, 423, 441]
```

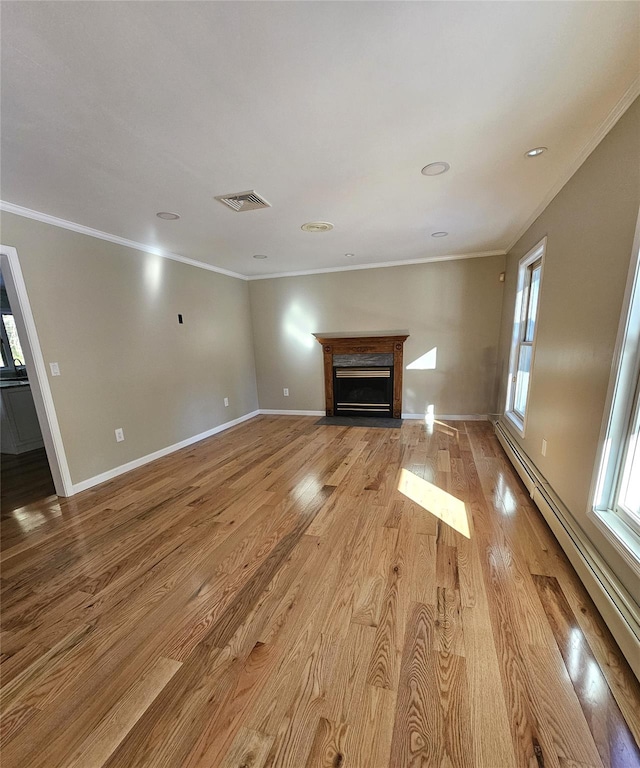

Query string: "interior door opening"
[0, 266, 56, 519]
[0, 246, 72, 508]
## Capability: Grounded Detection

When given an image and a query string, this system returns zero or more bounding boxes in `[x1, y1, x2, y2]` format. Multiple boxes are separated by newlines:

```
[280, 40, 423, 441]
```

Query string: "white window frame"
[590, 208, 640, 575]
[616, 381, 640, 533]
[505, 237, 546, 437]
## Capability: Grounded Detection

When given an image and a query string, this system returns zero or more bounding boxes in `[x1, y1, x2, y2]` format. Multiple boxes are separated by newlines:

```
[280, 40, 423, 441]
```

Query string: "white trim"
[533, 484, 640, 681]
[1, 200, 506, 282]
[0, 246, 74, 496]
[591, 509, 640, 580]
[4, 79, 637, 283]
[504, 408, 525, 437]
[0, 201, 506, 281]
[259, 408, 489, 421]
[0, 201, 248, 281]
[495, 419, 640, 679]
[507, 77, 640, 252]
[258, 409, 325, 417]
[258, 411, 487, 420]
[71, 410, 260, 494]
[504, 237, 546, 437]
[401, 413, 488, 421]
[588, 205, 640, 574]
[247, 251, 506, 280]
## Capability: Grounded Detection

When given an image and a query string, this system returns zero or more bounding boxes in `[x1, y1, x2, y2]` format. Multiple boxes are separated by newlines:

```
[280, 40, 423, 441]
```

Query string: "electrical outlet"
[50, 362, 60, 376]
[541, 439, 547, 456]
[224, 397, 229, 407]
[283, 388, 289, 397]
[115, 428, 125, 442]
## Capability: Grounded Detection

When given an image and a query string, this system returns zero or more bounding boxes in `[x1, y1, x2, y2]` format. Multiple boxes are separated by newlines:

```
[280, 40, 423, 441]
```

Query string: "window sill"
[504, 409, 525, 437]
[590, 507, 640, 578]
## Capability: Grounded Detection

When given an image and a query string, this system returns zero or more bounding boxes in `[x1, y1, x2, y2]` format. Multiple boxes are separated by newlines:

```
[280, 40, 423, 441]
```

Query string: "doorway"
[0, 247, 72, 510]
[0, 265, 57, 527]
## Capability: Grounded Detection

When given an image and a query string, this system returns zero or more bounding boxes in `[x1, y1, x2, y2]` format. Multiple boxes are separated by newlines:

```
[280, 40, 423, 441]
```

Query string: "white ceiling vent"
[214, 190, 271, 212]
[301, 221, 334, 232]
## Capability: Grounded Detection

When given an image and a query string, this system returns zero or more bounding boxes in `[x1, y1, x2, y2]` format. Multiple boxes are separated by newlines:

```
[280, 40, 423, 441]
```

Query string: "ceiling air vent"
[214, 190, 271, 212]
[301, 221, 334, 232]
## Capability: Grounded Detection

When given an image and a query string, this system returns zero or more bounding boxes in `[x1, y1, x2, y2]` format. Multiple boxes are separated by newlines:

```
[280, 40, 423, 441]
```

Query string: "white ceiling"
[1, 1, 639, 278]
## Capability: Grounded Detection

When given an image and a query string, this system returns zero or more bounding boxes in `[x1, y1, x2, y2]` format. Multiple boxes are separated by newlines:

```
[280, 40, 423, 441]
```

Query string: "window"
[592, 215, 640, 568]
[617, 381, 640, 531]
[0, 312, 26, 377]
[505, 238, 546, 435]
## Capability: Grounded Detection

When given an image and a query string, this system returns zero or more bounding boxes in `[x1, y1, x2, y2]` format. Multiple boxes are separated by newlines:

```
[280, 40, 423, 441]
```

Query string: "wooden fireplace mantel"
[313, 333, 409, 418]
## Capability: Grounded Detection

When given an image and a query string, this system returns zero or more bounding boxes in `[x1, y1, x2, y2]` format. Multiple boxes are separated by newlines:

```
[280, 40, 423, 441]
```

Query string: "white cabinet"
[1, 384, 44, 454]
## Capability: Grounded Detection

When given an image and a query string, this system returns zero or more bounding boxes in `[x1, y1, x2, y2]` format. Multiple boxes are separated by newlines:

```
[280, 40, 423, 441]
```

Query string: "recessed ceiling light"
[421, 161, 450, 176]
[253, 254, 268, 260]
[525, 147, 547, 158]
[431, 231, 449, 238]
[301, 221, 334, 233]
[156, 211, 180, 220]
[345, 253, 354, 258]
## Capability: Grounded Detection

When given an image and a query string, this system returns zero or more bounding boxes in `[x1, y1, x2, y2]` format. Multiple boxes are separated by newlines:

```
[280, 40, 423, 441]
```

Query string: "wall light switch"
[50, 362, 60, 376]
[283, 388, 289, 397]
[115, 428, 125, 442]
[224, 397, 229, 407]
[541, 439, 547, 457]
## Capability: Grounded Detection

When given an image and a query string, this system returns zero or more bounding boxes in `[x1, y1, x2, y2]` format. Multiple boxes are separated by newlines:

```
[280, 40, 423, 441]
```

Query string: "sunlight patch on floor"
[397, 467, 470, 538]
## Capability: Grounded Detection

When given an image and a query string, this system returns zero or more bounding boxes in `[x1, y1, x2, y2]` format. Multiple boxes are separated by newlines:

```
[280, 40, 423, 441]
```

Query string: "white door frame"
[1, 245, 73, 496]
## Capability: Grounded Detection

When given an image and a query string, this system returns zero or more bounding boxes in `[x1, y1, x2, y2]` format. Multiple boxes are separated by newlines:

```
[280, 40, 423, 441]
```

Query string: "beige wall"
[249, 255, 506, 416]
[0, 212, 258, 485]
[495, 97, 640, 599]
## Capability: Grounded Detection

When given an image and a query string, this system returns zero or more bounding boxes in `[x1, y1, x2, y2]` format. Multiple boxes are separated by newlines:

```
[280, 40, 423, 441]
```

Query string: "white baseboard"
[259, 409, 325, 416]
[259, 410, 488, 421]
[532, 485, 640, 681]
[68, 408, 484, 495]
[71, 410, 260, 495]
[494, 419, 640, 680]
[401, 413, 488, 421]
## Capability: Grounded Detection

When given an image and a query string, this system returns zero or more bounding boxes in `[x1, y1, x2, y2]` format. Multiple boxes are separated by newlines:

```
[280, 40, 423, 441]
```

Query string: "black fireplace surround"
[332, 353, 394, 417]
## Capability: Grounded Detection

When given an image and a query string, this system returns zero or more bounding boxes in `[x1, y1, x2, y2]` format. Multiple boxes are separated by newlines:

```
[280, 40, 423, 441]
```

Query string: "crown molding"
[246, 250, 507, 281]
[0, 199, 506, 281]
[1, 199, 505, 281]
[506, 77, 640, 253]
[0, 201, 248, 281]
[2, 80, 637, 280]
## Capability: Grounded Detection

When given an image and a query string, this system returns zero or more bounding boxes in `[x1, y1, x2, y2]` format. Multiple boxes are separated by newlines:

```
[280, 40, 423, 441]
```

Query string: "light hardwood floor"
[0, 416, 638, 767]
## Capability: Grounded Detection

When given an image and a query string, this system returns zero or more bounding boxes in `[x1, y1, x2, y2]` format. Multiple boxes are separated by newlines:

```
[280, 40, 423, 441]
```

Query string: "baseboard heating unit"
[494, 419, 640, 680]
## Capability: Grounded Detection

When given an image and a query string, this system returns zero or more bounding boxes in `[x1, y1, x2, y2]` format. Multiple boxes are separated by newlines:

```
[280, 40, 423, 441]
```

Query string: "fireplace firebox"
[333, 367, 393, 416]
[313, 334, 409, 418]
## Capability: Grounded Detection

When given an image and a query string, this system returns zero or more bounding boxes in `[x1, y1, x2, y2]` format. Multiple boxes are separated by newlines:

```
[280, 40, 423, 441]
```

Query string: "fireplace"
[313, 334, 409, 418]
[334, 366, 393, 416]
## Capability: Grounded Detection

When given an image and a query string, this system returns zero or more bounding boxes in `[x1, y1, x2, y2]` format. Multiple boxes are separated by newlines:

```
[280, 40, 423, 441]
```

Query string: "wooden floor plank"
[217, 727, 274, 768]
[61, 656, 182, 768]
[304, 716, 349, 768]
[389, 601, 442, 766]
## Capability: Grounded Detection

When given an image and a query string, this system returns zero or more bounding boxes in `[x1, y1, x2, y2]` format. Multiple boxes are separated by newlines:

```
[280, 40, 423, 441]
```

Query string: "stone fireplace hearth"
[313, 333, 409, 418]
